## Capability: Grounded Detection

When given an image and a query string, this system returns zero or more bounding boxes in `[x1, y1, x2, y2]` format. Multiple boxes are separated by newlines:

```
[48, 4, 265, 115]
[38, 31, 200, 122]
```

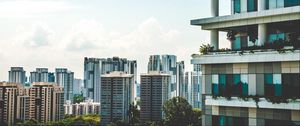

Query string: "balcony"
[191, 48, 300, 65]
[205, 95, 300, 110]
[191, 6, 300, 30]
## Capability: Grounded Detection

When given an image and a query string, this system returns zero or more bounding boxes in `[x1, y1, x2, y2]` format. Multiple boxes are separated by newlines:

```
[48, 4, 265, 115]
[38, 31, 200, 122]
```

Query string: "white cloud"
[0, 0, 76, 18]
[23, 23, 55, 47]
[0, 17, 196, 81]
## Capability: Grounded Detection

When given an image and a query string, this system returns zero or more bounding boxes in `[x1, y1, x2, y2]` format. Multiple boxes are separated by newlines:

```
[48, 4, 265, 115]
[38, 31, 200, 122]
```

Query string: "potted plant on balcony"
[199, 44, 214, 55]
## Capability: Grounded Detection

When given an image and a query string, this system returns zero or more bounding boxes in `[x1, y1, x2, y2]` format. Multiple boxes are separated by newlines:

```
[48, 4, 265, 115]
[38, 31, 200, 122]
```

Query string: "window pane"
[233, 37, 241, 50]
[247, 0, 257, 12]
[277, 0, 285, 8]
[234, 0, 241, 13]
[284, 0, 300, 7]
[269, 0, 277, 9]
[212, 74, 219, 95]
[219, 74, 226, 96]
[241, 74, 248, 96]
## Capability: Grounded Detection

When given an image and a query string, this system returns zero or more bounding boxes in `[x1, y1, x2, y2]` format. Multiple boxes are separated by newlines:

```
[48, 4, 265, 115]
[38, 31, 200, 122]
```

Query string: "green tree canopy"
[163, 97, 201, 126]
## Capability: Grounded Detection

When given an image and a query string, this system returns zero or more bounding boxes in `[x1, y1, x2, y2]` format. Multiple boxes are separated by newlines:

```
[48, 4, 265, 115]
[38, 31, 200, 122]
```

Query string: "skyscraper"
[84, 57, 137, 102]
[176, 61, 185, 97]
[140, 71, 170, 122]
[148, 55, 162, 72]
[30, 68, 49, 83]
[55, 68, 74, 101]
[8, 67, 26, 84]
[184, 66, 202, 109]
[100, 72, 134, 125]
[191, 0, 300, 125]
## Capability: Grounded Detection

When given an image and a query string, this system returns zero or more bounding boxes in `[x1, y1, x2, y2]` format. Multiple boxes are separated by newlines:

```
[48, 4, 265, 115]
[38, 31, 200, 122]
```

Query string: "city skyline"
[0, 0, 231, 81]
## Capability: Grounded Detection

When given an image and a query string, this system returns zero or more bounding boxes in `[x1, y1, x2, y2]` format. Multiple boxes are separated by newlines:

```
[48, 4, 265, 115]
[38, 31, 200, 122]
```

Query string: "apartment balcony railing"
[205, 95, 300, 110]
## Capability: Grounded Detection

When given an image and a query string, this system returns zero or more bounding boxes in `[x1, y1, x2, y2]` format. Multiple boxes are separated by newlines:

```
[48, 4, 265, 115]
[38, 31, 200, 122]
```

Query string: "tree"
[73, 94, 84, 104]
[163, 97, 201, 126]
[191, 108, 202, 126]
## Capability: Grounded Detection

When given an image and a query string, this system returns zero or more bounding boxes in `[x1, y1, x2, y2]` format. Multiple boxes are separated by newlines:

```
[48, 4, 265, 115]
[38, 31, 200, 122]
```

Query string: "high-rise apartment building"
[184, 65, 202, 109]
[191, 0, 300, 125]
[84, 57, 137, 102]
[30, 68, 49, 83]
[100, 72, 134, 125]
[48, 72, 55, 82]
[140, 71, 170, 122]
[8, 67, 26, 84]
[0, 83, 27, 126]
[0, 82, 64, 125]
[28, 82, 64, 123]
[147, 55, 185, 98]
[55, 68, 74, 101]
[64, 99, 100, 115]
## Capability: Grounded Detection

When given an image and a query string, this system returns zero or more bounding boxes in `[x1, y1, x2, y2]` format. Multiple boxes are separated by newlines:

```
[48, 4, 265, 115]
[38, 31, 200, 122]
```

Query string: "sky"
[0, 0, 231, 81]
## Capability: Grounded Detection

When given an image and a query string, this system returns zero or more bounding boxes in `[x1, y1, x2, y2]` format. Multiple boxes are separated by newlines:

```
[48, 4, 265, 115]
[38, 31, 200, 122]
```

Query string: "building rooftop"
[101, 71, 133, 78]
[141, 71, 171, 76]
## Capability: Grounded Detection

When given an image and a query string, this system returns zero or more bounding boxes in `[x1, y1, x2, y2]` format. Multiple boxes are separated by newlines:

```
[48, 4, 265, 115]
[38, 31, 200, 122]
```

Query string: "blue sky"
[0, 0, 231, 81]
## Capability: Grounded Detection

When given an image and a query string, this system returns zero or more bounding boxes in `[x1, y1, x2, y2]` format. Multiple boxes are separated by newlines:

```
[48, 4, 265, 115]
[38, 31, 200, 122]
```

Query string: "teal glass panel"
[277, 33, 285, 40]
[220, 116, 226, 126]
[227, 116, 233, 126]
[265, 74, 273, 84]
[234, 0, 241, 13]
[269, 34, 277, 43]
[233, 74, 241, 85]
[212, 84, 219, 95]
[247, 0, 257, 12]
[242, 83, 248, 96]
[284, 0, 300, 7]
[275, 84, 282, 96]
[233, 37, 241, 50]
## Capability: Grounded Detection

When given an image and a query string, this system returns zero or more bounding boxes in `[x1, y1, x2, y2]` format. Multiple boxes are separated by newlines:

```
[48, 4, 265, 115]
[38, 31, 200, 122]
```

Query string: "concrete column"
[211, 0, 219, 50]
[258, 0, 266, 11]
[258, 23, 267, 46]
[211, 30, 219, 50]
[211, 0, 219, 17]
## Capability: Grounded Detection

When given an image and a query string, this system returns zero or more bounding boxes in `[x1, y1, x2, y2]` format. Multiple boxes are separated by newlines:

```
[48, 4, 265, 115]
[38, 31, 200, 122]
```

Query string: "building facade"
[0, 82, 64, 125]
[64, 99, 100, 115]
[8, 67, 26, 85]
[30, 68, 49, 83]
[84, 57, 137, 103]
[140, 72, 170, 122]
[147, 55, 185, 99]
[55, 68, 74, 101]
[191, 0, 300, 125]
[73, 78, 83, 95]
[100, 72, 134, 125]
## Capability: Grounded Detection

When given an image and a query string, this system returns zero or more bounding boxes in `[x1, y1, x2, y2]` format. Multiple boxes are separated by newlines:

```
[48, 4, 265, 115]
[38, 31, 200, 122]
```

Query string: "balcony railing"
[205, 95, 300, 110]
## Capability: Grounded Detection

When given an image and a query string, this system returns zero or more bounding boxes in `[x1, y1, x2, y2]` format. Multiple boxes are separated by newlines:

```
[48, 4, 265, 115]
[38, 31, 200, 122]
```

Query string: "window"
[232, 36, 248, 50]
[267, 0, 284, 9]
[247, 0, 257, 12]
[284, 0, 300, 7]
[212, 74, 219, 95]
[211, 74, 248, 96]
[264, 74, 282, 97]
[233, 0, 241, 14]
[268, 33, 285, 43]
[282, 73, 300, 98]
[212, 115, 249, 126]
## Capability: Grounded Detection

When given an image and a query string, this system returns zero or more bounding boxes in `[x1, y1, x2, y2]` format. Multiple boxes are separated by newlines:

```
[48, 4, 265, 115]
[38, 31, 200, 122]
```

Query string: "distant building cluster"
[1, 55, 202, 125]
[0, 82, 64, 126]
